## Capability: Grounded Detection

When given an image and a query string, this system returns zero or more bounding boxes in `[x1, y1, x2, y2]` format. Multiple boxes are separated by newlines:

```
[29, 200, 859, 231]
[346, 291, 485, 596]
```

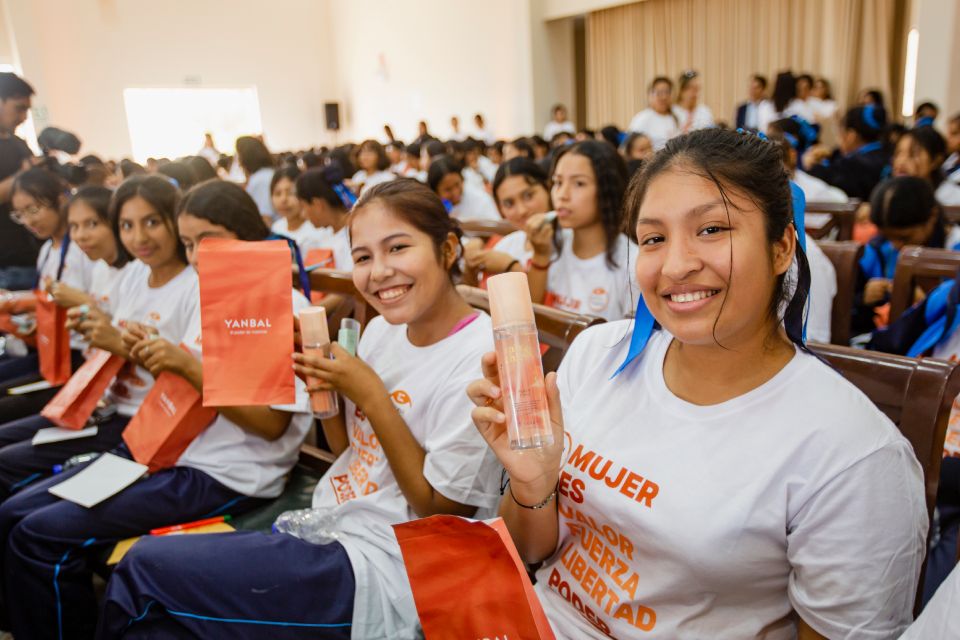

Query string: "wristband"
[530, 259, 551, 271]
[509, 481, 558, 510]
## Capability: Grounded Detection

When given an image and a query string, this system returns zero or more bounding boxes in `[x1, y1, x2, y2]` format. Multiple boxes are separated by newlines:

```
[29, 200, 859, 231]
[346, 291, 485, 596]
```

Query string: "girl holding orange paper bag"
[0, 180, 315, 639]
[98, 180, 500, 640]
[0, 168, 95, 385]
[0, 176, 194, 498]
[0, 186, 136, 423]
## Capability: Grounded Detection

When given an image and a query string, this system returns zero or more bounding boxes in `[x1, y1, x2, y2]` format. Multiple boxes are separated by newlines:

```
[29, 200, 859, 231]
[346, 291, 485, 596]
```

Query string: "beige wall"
[2, 0, 569, 156]
[542, 0, 640, 21]
[529, 0, 578, 136]
[913, 0, 960, 120]
[326, 0, 536, 143]
[2, 0, 339, 159]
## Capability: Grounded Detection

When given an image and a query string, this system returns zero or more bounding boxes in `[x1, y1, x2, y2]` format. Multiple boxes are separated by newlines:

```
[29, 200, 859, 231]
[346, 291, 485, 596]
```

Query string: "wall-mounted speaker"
[324, 102, 341, 131]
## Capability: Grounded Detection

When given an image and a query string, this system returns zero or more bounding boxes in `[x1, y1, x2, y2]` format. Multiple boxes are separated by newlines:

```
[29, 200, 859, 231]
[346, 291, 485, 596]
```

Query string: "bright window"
[122, 87, 263, 162]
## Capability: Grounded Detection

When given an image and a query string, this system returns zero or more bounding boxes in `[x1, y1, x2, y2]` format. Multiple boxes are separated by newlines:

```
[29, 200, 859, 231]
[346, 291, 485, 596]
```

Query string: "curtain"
[586, 0, 908, 129]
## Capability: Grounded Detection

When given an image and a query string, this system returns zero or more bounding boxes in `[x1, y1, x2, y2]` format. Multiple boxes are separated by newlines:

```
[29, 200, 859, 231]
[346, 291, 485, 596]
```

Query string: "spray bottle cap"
[298, 307, 330, 345]
[488, 271, 535, 327]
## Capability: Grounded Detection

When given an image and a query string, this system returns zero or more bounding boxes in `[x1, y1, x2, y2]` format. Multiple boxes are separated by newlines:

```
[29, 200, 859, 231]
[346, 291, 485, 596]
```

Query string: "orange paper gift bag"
[35, 290, 71, 385]
[41, 349, 125, 429]
[122, 370, 217, 472]
[197, 238, 296, 406]
[394, 515, 556, 640]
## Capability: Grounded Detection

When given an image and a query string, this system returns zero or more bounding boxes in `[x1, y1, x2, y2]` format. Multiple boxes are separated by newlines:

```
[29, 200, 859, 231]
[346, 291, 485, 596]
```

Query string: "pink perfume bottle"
[298, 306, 339, 419]
[488, 272, 553, 450]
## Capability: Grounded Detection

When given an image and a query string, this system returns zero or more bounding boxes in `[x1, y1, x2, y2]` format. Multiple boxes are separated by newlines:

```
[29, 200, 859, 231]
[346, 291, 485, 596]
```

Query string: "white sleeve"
[787, 440, 927, 639]
[421, 370, 502, 510]
[936, 180, 960, 206]
[899, 564, 960, 639]
[804, 240, 837, 344]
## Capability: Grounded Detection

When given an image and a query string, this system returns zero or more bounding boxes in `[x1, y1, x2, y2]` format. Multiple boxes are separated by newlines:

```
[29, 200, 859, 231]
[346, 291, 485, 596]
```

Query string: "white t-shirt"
[545, 229, 638, 321]
[103, 266, 199, 417]
[544, 120, 576, 142]
[310, 314, 501, 640]
[352, 170, 395, 193]
[36, 238, 95, 292]
[246, 167, 276, 220]
[270, 218, 334, 257]
[793, 170, 850, 204]
[936, 170, 960, 206]
[627, 109, 680, 150]
[87, 259, 139, 315]
[808, 97, 838, 122]
[477, 155, 498, 183]
[804, 234, 837, 344]
[900, 564, 960, 638]
[174, 291, 313, 499]
[672, 103, 714, 132]
[493, 230, 533, 265]
[535, 323, 927, 640]
[784, 98, 816, 123]
[451, 183, 501, 221]
[328, 226, 353, 271]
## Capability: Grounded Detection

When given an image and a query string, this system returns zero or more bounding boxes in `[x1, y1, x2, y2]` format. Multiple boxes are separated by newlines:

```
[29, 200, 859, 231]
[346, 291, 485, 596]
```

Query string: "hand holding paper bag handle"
[466, 350, 566, 564]
[130, 335, 294, 442]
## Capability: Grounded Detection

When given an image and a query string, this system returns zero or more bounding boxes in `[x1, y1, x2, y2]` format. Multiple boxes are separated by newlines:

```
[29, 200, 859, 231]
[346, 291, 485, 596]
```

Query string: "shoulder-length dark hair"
[179, 179, 270, 241]
[550, 140, 628, 269]
[110, 175, 186, 265]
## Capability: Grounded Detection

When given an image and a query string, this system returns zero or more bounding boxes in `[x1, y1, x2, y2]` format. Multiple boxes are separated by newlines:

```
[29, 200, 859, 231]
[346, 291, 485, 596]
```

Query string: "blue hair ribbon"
[782, 132, 799, 149]
[331, 183, 357, 210]
[862, 104, 881, 131]
[268, 233, 311, 300]
[915, 116, 935, 129]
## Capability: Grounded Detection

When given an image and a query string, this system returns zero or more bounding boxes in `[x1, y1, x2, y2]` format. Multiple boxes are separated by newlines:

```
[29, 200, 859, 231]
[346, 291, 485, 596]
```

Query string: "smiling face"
[68, 200, 117, 263]
[11, 190, 63, 240]
[349, 202, 456, 326]
[551, 152, 598, 230]
[495, 175, 551, 227]
[117, 195, 180, 269]
[178, 212, 239, 267]
[633, 165, 793, 348]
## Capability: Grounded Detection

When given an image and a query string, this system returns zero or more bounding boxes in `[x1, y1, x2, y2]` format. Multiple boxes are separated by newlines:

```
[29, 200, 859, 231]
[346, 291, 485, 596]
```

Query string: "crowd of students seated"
[1, 61, 960, 639]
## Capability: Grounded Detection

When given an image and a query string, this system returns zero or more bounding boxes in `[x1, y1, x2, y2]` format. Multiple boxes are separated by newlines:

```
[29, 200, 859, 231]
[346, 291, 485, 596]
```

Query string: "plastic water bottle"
[52, 452, 101, 475]
[272, 507, 340, 544]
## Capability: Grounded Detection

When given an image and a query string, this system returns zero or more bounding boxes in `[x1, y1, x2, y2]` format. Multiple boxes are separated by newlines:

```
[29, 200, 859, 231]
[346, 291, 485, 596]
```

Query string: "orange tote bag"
[41, 349, 125, 429]
[197, 238, 296, 406]
[394, 515, 556, 640]
[35, 290, 71, 385]
[122, 369, 217, 472]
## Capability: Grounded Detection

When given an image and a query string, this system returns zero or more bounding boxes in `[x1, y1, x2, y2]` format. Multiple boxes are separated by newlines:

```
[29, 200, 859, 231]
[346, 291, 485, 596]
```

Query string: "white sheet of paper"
[6, 380, 54, 395]
[48, 453, 147, 508]
[32, 426, 99, 446]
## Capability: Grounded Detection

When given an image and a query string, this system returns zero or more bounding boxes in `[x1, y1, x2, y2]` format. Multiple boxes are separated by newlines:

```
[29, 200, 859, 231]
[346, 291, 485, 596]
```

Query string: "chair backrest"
[815, 240, 863, 345]
[943, 205, 960, 226]
[456, 285, 605, 372]
[307, 269, 379, 332]
[889, 246, 960, 323]
[805, 201, 859, 241]
[459, 218, 518, 243]
[809, 343, 959, 612]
